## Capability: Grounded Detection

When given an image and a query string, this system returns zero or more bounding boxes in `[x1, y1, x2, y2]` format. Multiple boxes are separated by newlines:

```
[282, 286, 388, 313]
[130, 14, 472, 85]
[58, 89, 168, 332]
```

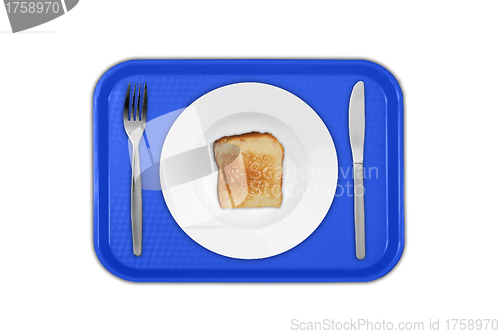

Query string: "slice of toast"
[213, 132, 284, 208]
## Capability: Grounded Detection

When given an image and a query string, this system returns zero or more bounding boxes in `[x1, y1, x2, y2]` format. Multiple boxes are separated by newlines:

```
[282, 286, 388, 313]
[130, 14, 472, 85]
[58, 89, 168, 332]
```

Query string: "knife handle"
[131, 143, 143, 256]
[353, 163, 365, 260]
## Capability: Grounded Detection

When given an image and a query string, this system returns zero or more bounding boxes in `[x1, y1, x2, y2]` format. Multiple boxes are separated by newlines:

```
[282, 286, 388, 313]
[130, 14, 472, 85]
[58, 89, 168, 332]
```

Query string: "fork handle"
[131, 144, 143, 256]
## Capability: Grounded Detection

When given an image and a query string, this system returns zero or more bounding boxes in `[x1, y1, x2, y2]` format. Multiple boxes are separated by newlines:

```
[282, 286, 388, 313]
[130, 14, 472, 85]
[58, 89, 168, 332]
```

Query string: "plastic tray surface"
[93, 60, 404, 282]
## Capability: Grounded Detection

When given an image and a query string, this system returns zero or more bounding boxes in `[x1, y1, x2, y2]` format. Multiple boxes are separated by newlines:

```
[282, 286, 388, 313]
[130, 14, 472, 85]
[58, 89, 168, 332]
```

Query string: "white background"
[1, 1, 499, 333]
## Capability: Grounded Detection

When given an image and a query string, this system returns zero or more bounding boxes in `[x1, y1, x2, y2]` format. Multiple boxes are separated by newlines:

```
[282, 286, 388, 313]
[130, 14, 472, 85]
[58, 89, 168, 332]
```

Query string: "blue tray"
[93, 60, 404, 282]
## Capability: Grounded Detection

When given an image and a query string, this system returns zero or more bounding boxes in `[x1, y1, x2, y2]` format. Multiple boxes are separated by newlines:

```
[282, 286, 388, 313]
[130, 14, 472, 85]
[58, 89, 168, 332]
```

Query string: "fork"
[123, 83, 147, 256]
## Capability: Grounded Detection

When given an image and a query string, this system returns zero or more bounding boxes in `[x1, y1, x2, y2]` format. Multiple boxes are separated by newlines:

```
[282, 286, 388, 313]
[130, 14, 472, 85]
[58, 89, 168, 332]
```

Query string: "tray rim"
[93, 59, 404, 282]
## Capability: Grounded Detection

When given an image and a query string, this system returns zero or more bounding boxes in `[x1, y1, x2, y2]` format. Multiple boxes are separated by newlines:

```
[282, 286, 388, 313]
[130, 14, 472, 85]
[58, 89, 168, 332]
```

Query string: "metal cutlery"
[123, 83, 147, 256]
[348, 81, 366, 260]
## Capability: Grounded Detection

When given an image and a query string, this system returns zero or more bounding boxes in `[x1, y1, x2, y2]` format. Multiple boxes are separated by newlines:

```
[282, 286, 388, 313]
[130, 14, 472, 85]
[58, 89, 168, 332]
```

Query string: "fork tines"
[124, 83, 148, 122]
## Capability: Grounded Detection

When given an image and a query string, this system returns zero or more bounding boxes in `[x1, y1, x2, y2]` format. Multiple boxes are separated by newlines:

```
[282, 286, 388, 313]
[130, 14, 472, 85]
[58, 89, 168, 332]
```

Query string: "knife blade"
[348, 81, 366, 260]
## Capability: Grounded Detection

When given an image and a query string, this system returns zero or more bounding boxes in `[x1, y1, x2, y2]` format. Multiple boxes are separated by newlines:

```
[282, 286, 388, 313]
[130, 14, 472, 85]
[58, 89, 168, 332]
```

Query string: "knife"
[349, 81, 366, 260]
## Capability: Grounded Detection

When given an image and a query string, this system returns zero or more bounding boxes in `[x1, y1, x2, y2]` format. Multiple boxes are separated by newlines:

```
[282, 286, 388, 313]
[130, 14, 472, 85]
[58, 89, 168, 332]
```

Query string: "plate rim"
[159, 81, 338, 259]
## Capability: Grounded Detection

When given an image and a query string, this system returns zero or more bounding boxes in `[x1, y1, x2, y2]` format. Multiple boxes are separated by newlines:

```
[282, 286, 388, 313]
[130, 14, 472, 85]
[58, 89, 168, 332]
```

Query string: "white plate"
[159, 83, 338, 259]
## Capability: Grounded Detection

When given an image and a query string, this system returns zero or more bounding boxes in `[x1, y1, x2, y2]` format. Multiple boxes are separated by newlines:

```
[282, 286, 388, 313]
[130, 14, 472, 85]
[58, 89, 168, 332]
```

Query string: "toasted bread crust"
[213, 132, 284, 209]
[214, 131, 283, 147]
